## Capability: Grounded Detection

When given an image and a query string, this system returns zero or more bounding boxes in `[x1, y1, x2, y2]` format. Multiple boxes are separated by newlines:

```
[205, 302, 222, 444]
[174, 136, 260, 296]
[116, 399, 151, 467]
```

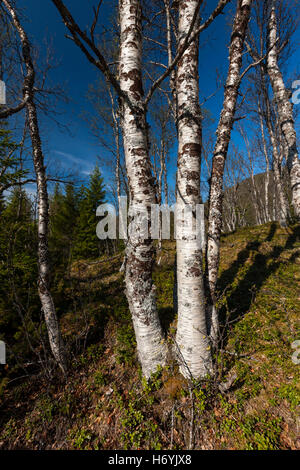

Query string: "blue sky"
[14, 0, 300, 199]
[18, 0, 107, 183]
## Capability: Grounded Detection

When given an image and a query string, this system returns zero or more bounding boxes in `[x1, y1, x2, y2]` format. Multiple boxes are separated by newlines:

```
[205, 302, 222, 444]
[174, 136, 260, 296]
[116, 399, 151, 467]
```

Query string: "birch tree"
[52, 0, 169, 377]
[118, 0, 167, 376]
[245, 0, 292, 227]
[257, 97, 271, 224]
[166, 0, 232, 378]
[174, 0, 212, 379]
[2, 0, 67, 373]
[267, 2, 300, 219]
[262, 82, 290, 227]
[206, 0, 252, 345]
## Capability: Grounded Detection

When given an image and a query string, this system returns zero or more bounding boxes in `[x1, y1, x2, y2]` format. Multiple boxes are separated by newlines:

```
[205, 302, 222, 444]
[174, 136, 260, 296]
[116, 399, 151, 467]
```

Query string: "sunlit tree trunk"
[119, 0, 166, 378]
[163, 0, 177, 123]
[206, 0, 252, 345]
[257, 99, 270, 223]
[239, 125, 263, 226]
[27, 100, 67, 374]
[175, 0, 212, 379]
[259, 63, 290, 227]
[2, 0, 67, 373]
[267, 4, 300, 219]
[267, 121, 290, 227]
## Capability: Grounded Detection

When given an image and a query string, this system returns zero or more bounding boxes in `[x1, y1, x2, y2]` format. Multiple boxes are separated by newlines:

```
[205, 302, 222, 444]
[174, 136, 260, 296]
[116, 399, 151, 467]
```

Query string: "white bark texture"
[175, 0, 212, 379]
[257, 99, 270, 223]
[163, 0, 177, 123]
[267, 4, 300, 219]
[258, 63, 290, 227]
[119, 0, 166, 378]
[267, 118, 290, 227]
[2, 0, 67, 373]
[206, 0, 252, 344]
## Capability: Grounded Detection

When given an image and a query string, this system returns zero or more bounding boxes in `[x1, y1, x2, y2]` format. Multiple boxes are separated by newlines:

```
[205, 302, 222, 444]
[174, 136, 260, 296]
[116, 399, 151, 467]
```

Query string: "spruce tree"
[49, 183, 79, 268]
[0, 188, 38, 359]
[73, 164, 106, 259]
[0, 128, 28, 198]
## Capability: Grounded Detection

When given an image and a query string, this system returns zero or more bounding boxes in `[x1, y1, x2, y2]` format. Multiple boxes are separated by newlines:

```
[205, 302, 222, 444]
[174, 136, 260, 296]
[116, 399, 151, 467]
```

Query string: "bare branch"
[90, 1, 103, 43]
[145, 0, 231, 106]
[51, 0, 128, 105]
[0, 98, 28, 119]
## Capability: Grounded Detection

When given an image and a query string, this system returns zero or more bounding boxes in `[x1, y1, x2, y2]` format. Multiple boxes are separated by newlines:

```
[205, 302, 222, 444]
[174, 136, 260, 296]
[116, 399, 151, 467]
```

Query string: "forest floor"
[0, 222, 299, 450]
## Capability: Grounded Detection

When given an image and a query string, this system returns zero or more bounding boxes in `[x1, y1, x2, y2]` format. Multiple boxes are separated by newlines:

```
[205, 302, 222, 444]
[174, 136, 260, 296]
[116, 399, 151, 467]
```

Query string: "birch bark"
[175, 0, 212, 379]
[163, 0, 177, 123]
[2, 0, 67, 373]
[119, 0, 166, 378]
[267, 118, 290, 227]
[267, 4, 300, 219]
[258, 63, 290, 227]
[257, 99, 270, 223]
[206, 0, 252, 345]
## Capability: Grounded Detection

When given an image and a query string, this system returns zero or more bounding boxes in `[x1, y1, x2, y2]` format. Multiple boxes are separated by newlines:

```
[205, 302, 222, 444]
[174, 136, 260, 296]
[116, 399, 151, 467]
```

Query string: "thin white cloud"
[53, 150, 95, 175]
[53, 150, 87, 166]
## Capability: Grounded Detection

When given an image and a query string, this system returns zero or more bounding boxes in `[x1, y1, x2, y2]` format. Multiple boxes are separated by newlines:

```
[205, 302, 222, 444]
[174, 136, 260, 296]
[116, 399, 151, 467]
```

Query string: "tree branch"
[144, 0, 231, 106]
[0, 98, 28, 119]
[51, 0, 128, 106]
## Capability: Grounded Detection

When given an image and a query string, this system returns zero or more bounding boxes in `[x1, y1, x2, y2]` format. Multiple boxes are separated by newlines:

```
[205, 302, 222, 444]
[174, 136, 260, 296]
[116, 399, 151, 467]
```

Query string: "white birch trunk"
[163, 0, 177, 123]
[206, 0, 252, 344]
[269, 124, 290, 227]
[175, 0, 212, 379]
[267, 4, 300, 219]
[257, 61, 290, 227]
[27, 101, 67, 374]
[3, 0, 67, 374]
[258, 100, 270, 223]
[119, 0, 166, 378]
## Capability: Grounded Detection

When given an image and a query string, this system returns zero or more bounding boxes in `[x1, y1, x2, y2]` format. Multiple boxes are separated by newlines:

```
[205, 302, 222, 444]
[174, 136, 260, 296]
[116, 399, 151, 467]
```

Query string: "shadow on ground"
[217, 222, 300, 340]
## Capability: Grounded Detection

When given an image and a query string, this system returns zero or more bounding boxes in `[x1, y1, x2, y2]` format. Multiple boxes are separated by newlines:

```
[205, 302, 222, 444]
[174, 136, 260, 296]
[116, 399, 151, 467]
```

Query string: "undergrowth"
[0, 223, 299, 450]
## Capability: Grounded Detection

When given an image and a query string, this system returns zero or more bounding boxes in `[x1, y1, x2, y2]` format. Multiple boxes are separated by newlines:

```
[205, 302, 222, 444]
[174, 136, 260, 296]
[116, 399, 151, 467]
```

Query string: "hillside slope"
[0, 222, 299, 450]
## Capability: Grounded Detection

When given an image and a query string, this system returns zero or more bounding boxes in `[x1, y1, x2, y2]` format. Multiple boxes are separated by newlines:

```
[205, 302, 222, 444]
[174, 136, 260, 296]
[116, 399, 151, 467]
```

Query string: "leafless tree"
[266, 1, 300, 219]
[206, 0, 253, 346]
[2, 0, 67, 374]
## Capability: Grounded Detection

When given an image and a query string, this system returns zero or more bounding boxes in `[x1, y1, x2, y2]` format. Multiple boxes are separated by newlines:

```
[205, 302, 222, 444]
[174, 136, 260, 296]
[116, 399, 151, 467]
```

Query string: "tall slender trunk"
[268, 121, 290, 227]
[250, 170, 262, 226]
[163, 157, 168, 206]
[175, 0, 212, 379]
[163, 0, 177, 124]
[163, 0, 178, 332]
[257, 99, 270, 223]
[27, 100, 67, 373]
[272, 146, 289, 227]
[108, 86, 121, 204]
[157, 142, 164, 256]
[2, 0, 67, 373]
[108, 85, 122, 254]
[206, 0, 252, 344]
[259, 64, 290, 227]
[119, 0, 166, 378]
[267, 4, 300, 219]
